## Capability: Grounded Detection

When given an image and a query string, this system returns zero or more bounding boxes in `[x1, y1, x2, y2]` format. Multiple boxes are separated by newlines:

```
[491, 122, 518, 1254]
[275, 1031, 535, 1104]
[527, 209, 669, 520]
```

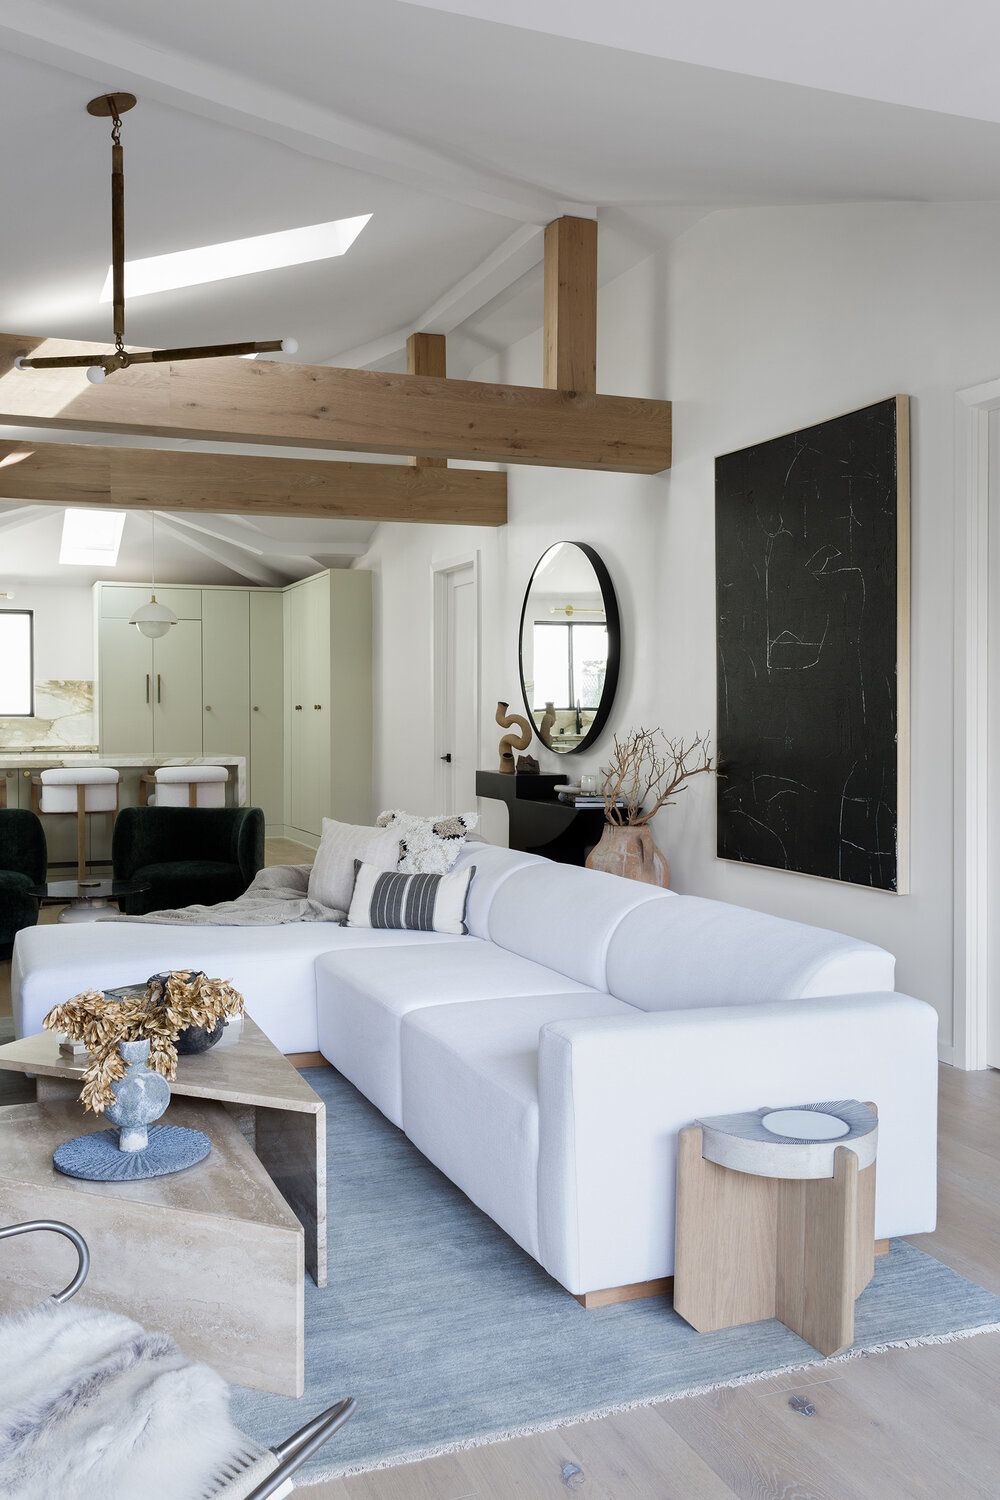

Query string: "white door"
[435, 561, 479, 812]
[988, 410, 1000, 1067]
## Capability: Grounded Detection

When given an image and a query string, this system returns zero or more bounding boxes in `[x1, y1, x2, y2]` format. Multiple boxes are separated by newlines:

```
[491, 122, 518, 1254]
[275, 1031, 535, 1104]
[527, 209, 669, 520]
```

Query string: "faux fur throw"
[116, 862, 347, 927]
[0, 1300, 266, 1499]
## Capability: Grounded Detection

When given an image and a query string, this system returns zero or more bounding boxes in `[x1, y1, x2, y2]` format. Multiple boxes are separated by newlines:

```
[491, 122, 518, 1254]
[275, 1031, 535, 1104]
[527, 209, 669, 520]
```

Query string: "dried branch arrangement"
[43, 972, 245, 1114]
[601, 728, 715, 826]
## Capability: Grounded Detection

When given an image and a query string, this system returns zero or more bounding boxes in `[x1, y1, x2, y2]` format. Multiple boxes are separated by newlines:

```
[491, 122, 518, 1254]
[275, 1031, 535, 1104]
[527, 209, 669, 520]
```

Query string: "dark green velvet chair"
[0, 809, 46, 957]
[112, 806, 265, 916]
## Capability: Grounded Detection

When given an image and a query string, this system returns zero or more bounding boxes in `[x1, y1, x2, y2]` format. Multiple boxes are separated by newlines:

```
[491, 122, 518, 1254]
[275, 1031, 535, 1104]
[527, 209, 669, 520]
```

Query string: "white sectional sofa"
[12, 841, 939, 1298]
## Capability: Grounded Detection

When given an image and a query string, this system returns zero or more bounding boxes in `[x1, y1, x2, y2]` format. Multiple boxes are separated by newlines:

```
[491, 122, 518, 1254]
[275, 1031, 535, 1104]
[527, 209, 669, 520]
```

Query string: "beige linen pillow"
[307, 819, 402, 912]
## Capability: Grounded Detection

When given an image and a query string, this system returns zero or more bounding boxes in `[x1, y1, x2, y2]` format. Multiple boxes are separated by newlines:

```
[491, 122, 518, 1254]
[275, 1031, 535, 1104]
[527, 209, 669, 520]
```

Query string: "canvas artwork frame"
[715, 396, 910, 893]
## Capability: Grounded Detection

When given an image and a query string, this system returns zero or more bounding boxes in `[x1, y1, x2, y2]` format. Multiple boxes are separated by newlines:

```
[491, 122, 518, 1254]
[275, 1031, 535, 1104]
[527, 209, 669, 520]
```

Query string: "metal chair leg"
[0, 1220, 91, 1303]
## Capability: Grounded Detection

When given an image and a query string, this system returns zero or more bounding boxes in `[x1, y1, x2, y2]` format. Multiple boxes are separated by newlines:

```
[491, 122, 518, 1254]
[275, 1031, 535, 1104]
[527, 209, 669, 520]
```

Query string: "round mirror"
[518, 541, 620, 755]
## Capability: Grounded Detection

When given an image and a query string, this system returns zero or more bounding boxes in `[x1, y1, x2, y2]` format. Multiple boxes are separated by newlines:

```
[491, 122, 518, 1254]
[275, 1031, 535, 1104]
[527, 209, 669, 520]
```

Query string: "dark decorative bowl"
[146, 971, 225, 1055]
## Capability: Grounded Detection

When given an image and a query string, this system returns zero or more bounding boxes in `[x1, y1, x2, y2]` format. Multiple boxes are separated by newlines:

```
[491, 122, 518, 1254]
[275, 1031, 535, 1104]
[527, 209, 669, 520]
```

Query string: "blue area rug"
[230, 1067, 1000, 1481]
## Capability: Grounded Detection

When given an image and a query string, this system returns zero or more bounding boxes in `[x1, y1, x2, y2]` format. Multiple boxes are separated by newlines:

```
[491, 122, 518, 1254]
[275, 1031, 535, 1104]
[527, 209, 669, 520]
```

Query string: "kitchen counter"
[0, 754, 247, 803]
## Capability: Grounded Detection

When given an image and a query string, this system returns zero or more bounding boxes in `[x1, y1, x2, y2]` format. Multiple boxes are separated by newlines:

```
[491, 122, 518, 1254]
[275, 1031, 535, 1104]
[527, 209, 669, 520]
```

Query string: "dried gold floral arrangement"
[43, 971, 245, 1114]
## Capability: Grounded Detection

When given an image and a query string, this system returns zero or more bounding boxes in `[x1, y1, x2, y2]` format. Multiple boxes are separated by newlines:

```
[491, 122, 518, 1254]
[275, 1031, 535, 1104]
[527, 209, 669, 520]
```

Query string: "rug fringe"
[318, 1318, 1000, 1480]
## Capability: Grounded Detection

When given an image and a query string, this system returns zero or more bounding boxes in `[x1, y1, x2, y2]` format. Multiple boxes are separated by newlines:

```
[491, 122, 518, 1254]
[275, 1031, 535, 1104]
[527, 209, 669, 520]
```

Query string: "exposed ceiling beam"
[0, 337, 670, 474]
[328, 225, 545, 369]
[0, 0, 558, 224]
[152, 512, 289, 586]
[157, 512, 368, 561]
[543, 215, 598, 393]
[0, 434, 509, 526]
[0, 503, 50, 535]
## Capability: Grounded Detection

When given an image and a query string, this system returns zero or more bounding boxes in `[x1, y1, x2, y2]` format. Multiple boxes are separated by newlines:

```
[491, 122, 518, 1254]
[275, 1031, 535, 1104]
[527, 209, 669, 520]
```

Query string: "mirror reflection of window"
[531, 621, 608, 710]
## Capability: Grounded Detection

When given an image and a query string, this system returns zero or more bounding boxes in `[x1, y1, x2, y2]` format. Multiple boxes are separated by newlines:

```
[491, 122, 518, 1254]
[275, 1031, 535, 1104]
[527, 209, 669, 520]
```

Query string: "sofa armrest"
[536, 992, 939, 1297]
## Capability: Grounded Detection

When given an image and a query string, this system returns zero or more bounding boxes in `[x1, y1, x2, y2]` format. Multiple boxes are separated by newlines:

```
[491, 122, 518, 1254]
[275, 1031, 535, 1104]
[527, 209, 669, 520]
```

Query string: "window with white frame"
[0, 610, 33, 716]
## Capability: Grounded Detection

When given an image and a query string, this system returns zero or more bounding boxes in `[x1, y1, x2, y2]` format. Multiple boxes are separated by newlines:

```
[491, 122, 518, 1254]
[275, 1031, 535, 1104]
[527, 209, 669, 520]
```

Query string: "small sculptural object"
[516, 754, 540, 774]
[539, 701, 557, 748]
[496, 700, 532, 773]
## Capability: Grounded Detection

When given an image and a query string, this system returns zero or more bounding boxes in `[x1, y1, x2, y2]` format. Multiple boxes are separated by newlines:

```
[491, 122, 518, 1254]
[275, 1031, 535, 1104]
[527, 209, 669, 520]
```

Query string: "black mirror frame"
[517, 540, 621, 757]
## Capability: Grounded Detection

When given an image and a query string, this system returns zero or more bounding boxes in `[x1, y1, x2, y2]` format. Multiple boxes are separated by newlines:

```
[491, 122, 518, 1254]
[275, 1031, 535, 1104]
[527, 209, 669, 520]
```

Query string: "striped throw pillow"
[346, 859, 476, 935]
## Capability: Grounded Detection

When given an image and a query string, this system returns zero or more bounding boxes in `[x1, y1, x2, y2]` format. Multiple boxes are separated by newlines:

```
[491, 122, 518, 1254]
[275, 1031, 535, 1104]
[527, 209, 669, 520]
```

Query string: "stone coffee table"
[0, 1015, 327, 1287]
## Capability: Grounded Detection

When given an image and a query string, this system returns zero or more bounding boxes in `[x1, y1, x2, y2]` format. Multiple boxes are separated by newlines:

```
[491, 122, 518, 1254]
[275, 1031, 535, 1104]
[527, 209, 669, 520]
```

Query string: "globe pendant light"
[131, 514, 177, 639]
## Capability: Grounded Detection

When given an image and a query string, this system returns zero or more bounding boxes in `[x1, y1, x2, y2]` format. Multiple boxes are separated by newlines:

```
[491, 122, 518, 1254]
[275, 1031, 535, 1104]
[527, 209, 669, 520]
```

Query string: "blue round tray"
[53, 1124, 211, 1181]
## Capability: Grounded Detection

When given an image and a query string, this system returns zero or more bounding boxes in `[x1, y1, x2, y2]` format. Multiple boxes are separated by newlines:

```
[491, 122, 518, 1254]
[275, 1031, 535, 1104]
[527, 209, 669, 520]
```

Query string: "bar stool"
[139, 765, 229, 808]
[32, 767, 120, 881]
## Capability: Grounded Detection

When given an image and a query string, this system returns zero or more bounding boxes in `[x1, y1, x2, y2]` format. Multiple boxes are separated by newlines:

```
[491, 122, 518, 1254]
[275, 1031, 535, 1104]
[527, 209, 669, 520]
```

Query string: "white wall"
[1, 583, 93, 681]
[361, 201, 1000, 1054]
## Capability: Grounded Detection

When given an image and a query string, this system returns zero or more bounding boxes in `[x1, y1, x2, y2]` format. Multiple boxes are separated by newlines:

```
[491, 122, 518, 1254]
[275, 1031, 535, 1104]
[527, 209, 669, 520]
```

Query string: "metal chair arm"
[0, 1220, 90, 1303]
[245, 1398, 356, 1499]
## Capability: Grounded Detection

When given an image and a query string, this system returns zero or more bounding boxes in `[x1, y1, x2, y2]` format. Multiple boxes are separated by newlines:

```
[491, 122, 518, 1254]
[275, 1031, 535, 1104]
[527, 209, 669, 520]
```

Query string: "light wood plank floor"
[2, 855, 998, 1497]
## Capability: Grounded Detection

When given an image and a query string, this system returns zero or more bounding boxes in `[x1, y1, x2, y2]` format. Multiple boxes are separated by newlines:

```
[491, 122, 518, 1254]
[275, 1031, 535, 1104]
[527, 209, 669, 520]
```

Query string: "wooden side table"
[674, 1100, 879, 1356]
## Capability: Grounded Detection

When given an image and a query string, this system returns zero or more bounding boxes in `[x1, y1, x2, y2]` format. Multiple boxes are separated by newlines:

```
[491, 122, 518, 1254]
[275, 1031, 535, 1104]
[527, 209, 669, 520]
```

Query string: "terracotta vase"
[586, 822, 670, 888]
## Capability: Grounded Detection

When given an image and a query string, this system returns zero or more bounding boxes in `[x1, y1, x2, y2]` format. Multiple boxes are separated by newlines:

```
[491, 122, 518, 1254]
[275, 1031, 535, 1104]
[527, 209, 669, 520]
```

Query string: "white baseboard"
[938, 1039, 956, 1067]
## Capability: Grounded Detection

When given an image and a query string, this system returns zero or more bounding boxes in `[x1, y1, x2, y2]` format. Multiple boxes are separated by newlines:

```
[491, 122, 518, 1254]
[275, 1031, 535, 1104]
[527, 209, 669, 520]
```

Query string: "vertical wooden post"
[543, 215, 598, 394]
[406, 333, 448, 469]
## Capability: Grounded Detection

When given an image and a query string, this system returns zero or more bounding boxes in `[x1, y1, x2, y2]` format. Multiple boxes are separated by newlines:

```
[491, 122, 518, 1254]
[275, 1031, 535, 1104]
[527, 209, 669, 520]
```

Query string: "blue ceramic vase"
[104, 1039, 171, 1152]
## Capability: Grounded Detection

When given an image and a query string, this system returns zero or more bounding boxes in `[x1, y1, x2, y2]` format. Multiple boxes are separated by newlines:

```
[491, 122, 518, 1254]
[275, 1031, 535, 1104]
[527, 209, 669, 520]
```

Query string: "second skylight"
[99, 213, 372, 301]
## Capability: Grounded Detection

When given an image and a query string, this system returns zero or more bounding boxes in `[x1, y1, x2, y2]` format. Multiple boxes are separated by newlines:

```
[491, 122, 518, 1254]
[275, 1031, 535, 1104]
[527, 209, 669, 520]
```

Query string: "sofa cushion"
[487, 862, 672, 989]
[449, 842, 546, 940]
[604, 893, 896, 1012]
[12, 921, 467, 1052]
[345, 860, 475, 936]
[400, 992, 637, 1263]
[316, 941, 597, 1126]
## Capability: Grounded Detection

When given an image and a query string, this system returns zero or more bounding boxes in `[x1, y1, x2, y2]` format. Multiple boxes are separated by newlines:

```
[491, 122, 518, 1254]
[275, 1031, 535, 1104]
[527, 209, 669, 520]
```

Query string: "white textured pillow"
[375, 809, 478, 874]
[346, 859, 476, 935]
[307, 819, 402, 911]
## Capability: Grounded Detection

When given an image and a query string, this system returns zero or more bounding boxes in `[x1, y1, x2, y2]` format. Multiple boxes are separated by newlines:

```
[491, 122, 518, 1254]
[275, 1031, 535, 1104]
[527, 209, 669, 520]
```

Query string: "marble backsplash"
[0, 679, 97, 752]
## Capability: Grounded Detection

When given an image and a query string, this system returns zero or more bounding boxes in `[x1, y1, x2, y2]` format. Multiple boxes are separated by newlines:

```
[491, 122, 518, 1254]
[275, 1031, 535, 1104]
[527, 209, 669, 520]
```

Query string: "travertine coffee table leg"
[256, 1103, 327, 1287]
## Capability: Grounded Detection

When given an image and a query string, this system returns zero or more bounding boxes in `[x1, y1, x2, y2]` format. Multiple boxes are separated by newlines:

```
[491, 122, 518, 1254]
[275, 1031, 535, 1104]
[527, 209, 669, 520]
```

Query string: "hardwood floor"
[2, 859, 998, 1497]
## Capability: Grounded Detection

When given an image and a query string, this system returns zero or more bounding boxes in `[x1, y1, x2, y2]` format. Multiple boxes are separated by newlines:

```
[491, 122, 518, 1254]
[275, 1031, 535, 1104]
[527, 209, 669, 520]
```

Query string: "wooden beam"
[407, 332, 448, 469]
[0, 439, 507, 527]
[543, 216, 598, 394]
[0, 335, 670, 474]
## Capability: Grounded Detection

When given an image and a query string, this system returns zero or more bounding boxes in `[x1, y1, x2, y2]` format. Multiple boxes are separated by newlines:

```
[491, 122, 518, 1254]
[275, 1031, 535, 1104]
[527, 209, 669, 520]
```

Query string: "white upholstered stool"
[32, 767, 120, 882]
[140, 764, 228, 808]
[674, 1099, 880, 1356]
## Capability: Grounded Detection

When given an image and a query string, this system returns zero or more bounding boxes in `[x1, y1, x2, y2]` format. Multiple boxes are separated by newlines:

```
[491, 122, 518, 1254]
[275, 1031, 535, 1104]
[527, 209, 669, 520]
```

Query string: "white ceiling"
[2, 0, 1000, 585]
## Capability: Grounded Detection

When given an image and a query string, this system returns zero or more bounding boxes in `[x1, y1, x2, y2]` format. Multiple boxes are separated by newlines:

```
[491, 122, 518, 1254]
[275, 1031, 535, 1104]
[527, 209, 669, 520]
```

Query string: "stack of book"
[554, 784, 624, 809]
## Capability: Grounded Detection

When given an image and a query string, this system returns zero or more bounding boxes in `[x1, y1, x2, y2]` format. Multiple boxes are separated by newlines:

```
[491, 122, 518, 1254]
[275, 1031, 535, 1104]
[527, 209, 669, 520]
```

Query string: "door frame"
[431, 551, 481, 812]
[953, 377, 1000, 1069]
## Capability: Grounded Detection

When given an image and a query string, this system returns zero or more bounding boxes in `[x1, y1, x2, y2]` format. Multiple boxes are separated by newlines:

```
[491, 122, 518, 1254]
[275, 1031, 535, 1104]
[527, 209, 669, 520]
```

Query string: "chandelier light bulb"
[280, 338, 299, 354]
[131, 595, 177, 639]
[86, 365, 106, 384]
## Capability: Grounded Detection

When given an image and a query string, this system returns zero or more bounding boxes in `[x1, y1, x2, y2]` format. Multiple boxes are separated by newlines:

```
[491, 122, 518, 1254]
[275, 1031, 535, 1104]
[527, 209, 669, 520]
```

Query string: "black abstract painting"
[715, 397, 909, 891]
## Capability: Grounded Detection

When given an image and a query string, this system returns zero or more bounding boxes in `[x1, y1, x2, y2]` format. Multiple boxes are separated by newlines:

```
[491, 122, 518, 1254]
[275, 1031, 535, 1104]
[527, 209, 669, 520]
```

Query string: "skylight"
[99, 214, 372, 301]
[59, 508, 126, 567]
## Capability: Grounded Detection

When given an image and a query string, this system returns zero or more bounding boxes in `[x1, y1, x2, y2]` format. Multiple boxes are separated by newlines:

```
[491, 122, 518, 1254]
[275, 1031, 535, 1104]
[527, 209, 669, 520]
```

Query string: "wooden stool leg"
[188, 783, 198, 808]
[674, 1126, 779, 1332]
[76, 783, 87, 882]
[775, 1145, 859, 1356]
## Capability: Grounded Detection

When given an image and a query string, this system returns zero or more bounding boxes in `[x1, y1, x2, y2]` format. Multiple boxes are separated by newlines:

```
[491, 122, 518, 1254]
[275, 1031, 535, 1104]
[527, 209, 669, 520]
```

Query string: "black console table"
[476, 771, 606, 866]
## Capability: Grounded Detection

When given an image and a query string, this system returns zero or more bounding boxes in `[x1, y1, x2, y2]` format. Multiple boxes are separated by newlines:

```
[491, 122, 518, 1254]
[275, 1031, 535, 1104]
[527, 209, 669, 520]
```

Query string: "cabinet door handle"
[145, 673, 150, 704]
[252, 706, 260, 712]
[157, 673, 161, 704]
[314, 703, 322, 710]
[294, 704, 303, 711]
[205, 705, 212, 711]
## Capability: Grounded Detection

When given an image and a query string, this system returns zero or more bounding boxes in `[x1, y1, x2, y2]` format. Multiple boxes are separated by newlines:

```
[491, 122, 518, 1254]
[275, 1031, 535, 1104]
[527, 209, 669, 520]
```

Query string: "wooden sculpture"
[496, 701, 533, 773]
